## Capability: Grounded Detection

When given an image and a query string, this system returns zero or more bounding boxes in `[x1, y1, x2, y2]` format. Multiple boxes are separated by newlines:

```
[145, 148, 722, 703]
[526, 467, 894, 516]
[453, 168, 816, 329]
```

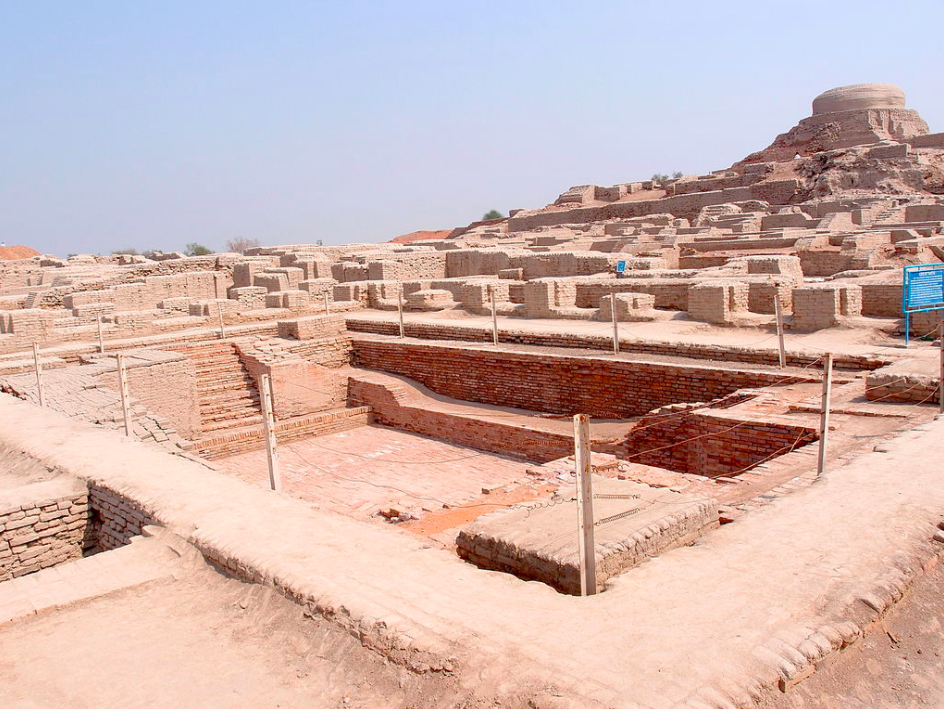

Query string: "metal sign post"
[902, 264, 944, 346]
[573, 414, 597, 597]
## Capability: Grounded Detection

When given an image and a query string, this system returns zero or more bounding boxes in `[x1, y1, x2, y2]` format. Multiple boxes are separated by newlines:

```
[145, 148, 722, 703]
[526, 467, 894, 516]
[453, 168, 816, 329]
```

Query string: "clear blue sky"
[2, 1, 942, 256]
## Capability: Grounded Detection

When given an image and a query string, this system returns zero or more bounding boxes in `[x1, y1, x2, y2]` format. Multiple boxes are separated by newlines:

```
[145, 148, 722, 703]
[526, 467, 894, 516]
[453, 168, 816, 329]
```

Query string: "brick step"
[197, 372, 256, 394]
[198, 400, 261, 419]
[195, 407, 372, 460]
[201, 413, 264, 434]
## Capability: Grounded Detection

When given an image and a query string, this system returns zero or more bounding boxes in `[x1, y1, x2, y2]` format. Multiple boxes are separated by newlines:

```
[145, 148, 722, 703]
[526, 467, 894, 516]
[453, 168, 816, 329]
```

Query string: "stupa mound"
[812, 83, 906, 115]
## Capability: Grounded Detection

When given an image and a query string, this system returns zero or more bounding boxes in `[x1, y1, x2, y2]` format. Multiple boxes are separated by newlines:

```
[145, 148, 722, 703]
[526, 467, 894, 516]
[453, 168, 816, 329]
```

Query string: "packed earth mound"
[0, 245, 40, 261]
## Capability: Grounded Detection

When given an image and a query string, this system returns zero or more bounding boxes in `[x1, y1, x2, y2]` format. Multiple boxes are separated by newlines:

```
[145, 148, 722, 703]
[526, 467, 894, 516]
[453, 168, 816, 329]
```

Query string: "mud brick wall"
[97, 351, 200, 439]
[348, 376, 573, 463]
[620, 410, 818, 477]
[0, 477, 90, 581]
[860, 283, 902, 317]
[351, 339, 810, 418]
[346, 320, 886, 371]
[88, 483, 154, 550]
[196, 406, 370, 459]
[575, 280, 691, 310]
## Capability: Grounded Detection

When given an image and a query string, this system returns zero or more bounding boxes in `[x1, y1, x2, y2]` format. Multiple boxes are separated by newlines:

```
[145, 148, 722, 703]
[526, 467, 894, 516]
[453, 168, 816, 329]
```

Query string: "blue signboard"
[902, 263, 944, 344]
[616, 260, 626, 278]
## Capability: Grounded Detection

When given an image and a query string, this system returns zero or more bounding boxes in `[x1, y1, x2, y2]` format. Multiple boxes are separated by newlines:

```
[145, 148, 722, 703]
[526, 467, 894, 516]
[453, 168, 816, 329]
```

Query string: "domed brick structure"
[738, 83, 929, 164]
[812, 83, 906, 115]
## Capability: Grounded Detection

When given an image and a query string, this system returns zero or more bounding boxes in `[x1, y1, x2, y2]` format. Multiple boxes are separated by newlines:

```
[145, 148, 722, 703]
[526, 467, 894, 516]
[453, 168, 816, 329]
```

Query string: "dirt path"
[764, 556, 944, 708]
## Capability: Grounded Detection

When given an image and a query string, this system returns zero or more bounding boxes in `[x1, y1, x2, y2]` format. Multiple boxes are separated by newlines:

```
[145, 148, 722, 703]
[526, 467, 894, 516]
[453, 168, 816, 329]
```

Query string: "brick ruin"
[2, 82, 944, 704]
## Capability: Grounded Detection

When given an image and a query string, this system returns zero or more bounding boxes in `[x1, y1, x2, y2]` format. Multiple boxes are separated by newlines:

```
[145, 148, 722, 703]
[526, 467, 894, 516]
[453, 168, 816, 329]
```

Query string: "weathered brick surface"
[620, 406, 819, 476]
[345, 318, 888, 371]
[351, 338, 819, 418]
[0, 477, 90, 580]
[348, 375, 572, 463]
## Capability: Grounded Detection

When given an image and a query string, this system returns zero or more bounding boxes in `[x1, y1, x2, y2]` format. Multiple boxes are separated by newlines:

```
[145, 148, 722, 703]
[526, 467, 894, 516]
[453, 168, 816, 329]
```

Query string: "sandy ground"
[0, 557, 461, 709]
[764, 556, 944, 709]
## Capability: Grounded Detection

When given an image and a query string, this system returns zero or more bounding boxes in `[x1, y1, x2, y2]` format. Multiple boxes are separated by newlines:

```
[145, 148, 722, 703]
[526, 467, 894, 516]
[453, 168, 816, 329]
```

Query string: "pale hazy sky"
[2, 1, 943, 256]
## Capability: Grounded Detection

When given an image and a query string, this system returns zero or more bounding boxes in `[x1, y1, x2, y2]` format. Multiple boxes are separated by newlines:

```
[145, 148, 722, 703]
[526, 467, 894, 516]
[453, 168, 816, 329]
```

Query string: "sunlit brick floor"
[213, 425, 533, 521]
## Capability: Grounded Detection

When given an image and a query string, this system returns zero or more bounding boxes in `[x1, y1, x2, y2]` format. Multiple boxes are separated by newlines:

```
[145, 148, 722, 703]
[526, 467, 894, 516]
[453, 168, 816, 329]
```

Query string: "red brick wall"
[351, 338, 817, 418]
[345, 319, 887, 371]
[348, 376, 572, 463]
[620, 408, 818, 476]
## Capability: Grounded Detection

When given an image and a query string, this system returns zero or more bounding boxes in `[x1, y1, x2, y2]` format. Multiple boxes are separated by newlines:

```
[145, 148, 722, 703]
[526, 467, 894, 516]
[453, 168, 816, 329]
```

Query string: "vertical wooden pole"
[610, 294, 620, 354]
[217, 303, 226, 340]
[573, 414, 597, 596]
[96, 315, 106, 354]
[490, 287, 499, 346]
[260, 373, 282, 493]
[939, 320, 944, 414]
[816, 353, 833, 477]
[774, 291, 786, 369]
[32, 343, 45, 408]
[398, 288, 405, 338]
[116, 353, 132, 437]
[323, 291, 330, 315]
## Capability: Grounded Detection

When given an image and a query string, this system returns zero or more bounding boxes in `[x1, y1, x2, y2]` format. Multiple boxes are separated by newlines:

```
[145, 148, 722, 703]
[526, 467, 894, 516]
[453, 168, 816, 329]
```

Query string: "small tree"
[482, 209, 504, 220]
[185, 242, 212, 256]
[672, 171, 683, 179]
[111, 247, 139, 255]
[225, 236, 261, 254]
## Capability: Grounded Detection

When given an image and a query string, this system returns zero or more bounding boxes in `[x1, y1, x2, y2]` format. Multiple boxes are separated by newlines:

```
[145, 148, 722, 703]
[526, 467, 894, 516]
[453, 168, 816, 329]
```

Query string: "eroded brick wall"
[351, 339, 814, 418]
[0, 478, 90, 580]
[620, 409, 818, 476]
[88, 483, 154, 550]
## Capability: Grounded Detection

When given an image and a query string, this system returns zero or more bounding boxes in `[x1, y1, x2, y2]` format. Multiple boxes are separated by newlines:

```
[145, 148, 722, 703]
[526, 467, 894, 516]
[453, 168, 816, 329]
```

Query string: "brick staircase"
[170, 341, 263, 434]
[194, 406, 371, 460]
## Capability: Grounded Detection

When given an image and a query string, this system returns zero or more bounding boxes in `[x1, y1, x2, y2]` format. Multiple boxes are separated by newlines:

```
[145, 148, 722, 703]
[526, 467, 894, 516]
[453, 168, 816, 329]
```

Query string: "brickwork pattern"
[351, 338, 815, 418]
[0, 478, 89, 581]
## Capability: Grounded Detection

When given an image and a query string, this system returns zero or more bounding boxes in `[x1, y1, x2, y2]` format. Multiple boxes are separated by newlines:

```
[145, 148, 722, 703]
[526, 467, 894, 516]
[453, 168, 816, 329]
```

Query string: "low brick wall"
[88, 482, 155, 550]
[620, 408, 819, 477]
[195, 406, 372, 460]
[345, 318, 888, 371]
[352, 338, 820, 418]
[0, 477, 90, 580]
[348, 375, 573, 463]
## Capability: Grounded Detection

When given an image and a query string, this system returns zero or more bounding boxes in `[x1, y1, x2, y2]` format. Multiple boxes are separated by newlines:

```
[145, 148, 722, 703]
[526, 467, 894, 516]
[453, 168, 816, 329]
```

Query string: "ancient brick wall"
[97, 351, 200, 439]
[87, 483, 154, 550]
[620, 409, 818, 477]
[351, 339, 812, 418]
[346, 320, 885, 371]
[0, 477, 90, 580]
[348, 376, 573, 463]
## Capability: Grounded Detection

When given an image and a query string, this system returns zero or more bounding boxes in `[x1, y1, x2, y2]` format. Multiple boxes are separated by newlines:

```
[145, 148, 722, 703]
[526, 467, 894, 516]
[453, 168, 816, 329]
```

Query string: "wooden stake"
[32, 343, 45, 408]
[116, 353, 132, 437]
[774, 291, 786, 369]
[217, 303, 225, 340]
[260, 374, 282, 492]
[323, 291, 330, 315]
[610, 294, 620, 354]
[816, 353, 833, 477]
[490, 287, 499, 346]
[96, 315, 105, 354]
[573, 414, 597, 596]
[398, 288, 405, 338]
